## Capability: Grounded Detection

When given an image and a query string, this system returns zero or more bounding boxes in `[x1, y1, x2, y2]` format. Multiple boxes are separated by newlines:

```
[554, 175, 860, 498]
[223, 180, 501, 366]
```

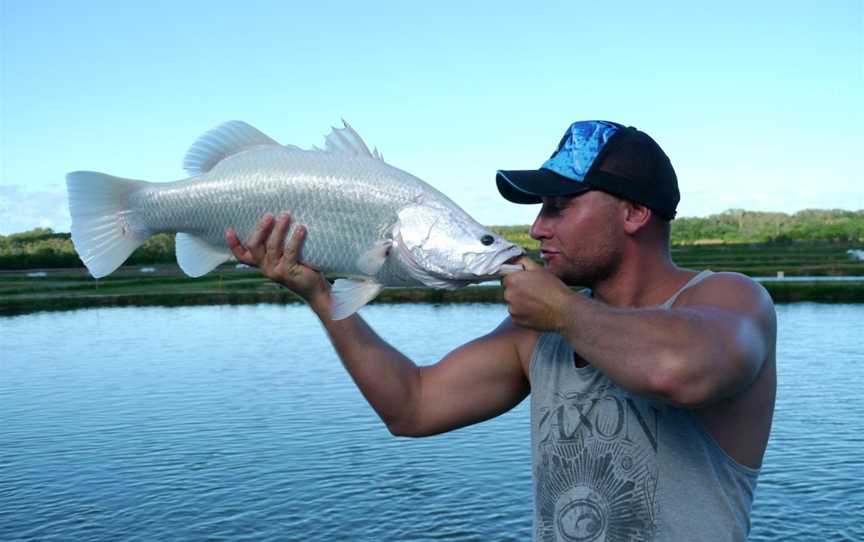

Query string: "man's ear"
[621, 201, 652, 234]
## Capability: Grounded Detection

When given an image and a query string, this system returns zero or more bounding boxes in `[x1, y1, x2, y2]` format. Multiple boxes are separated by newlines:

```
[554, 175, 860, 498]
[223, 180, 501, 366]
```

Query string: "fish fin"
[356, 240, 392, 275]
[330, 278, 383, 320]
[65, 171, 152, 278]
[323, 120, 384, 161]
[183, 121, 281, 175]
[175, 233, 232, 277]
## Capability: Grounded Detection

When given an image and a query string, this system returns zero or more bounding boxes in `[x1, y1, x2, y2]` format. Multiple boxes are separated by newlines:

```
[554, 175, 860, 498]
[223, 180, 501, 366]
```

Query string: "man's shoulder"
[496, 315, 544, 345]
[688, 270, 771, 299]
[676, 270, 775, 320]
[492, 316, 543, 372]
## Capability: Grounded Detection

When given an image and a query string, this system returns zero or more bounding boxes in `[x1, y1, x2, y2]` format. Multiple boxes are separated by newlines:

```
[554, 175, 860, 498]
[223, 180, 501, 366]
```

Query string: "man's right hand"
[225, 212, 332, 314]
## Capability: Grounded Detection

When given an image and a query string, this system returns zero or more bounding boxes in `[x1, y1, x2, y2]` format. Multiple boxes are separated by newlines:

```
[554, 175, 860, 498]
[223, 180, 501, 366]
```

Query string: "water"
[754, 276, 864, 282]
[1, 303, 862, 541]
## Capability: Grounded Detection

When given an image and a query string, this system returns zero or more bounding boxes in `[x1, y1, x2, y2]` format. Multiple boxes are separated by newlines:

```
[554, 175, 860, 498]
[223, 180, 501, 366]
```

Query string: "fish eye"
[480, 234, 494, 246]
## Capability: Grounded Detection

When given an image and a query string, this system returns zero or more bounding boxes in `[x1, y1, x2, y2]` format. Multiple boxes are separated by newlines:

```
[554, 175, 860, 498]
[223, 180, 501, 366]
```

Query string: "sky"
[1, 0, 862, 234]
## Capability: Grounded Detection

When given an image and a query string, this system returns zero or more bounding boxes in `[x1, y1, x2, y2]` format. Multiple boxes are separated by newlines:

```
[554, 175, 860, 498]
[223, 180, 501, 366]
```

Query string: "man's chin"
[542, 259, 588, 286]
[545, 263, 571, 282]
[550, 267, 589, 288]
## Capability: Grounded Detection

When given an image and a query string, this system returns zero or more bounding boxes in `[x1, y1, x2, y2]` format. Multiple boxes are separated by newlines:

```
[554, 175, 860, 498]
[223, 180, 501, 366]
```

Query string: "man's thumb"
[517, 256, 542, 271]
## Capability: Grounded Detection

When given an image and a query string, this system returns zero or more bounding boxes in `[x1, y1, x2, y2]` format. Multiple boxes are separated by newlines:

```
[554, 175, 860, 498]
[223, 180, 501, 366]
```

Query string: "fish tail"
[65, 171, 152, 278]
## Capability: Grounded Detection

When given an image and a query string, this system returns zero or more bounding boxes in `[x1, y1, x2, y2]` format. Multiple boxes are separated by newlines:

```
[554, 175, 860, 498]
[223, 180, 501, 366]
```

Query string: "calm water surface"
[1, 303, 862, 541]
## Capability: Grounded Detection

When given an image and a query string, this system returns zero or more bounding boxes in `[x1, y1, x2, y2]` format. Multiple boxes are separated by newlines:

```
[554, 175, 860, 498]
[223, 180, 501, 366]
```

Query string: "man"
[225, 120, 776, 541]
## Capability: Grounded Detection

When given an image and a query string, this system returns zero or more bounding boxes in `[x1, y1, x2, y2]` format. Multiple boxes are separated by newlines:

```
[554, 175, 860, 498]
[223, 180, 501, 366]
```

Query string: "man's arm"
[226, 213, 533, 437]
[504, 265, 776, 408]
[315, 312, 532, 436]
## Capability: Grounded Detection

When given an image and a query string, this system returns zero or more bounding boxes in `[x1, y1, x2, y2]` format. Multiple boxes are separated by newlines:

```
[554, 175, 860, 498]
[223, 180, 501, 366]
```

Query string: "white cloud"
[0, 184, 71, 235]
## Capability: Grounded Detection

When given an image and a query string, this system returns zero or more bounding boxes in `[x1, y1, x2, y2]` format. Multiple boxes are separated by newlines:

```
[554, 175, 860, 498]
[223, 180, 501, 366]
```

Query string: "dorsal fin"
[323, 120, 384, 161]
[183, 121, 280, 175]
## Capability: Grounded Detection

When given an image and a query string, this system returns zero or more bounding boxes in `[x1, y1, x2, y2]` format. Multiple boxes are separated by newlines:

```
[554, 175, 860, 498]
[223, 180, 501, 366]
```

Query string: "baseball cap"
[496, 120, 680, 220]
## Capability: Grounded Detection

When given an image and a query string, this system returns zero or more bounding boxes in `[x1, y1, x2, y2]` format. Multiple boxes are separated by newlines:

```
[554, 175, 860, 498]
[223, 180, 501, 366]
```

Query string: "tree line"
[2, 209, 862, 270]
[492, 209, 863, 248]
[669, 209, 863, 244]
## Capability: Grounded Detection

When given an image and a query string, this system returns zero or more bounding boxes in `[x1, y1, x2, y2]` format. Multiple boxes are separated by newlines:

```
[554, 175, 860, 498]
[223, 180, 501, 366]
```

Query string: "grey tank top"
[529, 270, 759, 541]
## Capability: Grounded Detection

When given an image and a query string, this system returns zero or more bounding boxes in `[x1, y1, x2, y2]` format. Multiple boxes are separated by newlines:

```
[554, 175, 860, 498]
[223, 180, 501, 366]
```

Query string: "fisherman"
[225, 120, 776, 541]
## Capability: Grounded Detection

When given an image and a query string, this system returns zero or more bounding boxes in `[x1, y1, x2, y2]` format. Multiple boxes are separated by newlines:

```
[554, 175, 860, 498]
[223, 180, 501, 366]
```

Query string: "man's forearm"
[226, 215, 426, 432]
[557, 293, 753, 406]
[310, 292, 421, 433]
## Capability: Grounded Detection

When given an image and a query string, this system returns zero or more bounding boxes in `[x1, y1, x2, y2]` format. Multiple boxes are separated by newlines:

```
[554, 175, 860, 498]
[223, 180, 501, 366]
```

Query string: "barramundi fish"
[66, 120, 524, 319]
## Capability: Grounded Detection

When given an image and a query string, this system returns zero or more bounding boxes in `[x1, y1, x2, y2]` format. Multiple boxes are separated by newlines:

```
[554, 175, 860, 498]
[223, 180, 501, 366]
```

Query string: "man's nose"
[530, 214, 551, 240]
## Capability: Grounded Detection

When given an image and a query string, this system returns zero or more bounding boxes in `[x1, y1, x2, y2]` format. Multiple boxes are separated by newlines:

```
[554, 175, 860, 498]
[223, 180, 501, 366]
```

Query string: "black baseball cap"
[496, 120, 680, 220]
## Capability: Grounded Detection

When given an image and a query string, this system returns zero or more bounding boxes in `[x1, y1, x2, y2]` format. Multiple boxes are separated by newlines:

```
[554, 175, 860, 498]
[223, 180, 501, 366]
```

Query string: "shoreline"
[1, 266, 862, 316]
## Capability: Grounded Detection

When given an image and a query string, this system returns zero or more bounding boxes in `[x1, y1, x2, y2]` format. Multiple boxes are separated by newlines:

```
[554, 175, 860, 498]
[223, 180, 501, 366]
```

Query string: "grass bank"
[1, 263, 861, 316]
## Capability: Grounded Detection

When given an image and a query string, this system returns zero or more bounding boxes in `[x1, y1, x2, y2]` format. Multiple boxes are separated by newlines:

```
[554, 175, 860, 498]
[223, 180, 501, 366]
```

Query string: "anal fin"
[176, 233, 232, 277]
[330, 278, 384, 320]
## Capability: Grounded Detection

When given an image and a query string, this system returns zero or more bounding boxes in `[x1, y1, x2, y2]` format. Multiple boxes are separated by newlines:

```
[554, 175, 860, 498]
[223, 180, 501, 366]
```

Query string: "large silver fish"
[66, 120, 524, 318]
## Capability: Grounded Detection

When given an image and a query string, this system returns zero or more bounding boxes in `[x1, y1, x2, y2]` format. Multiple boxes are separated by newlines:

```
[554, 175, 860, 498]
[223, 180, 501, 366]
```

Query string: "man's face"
[529, 191, 624, 287]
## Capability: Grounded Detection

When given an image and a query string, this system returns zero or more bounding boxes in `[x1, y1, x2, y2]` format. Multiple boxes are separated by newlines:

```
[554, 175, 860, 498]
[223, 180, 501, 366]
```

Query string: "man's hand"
[225, 212, 331, 312]
[502, 257, 576, 332]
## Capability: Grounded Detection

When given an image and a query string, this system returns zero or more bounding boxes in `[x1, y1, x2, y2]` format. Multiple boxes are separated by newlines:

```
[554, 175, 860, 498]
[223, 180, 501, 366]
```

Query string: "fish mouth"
[465, 244, 525, 280]
[393, 231, 524, 287]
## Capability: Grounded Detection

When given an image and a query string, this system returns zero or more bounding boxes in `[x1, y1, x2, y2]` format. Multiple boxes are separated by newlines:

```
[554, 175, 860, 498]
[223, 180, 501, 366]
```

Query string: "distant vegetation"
[668, 209, 863, 245]
[0, 229, 176, 270]
[491, 209, 864, 249]
[1, 209, 862, 270]
[490, 209, 864, 277]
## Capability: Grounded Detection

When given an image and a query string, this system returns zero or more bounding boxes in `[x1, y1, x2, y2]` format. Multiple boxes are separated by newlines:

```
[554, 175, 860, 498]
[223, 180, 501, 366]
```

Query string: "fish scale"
[66, 120, 523, 318]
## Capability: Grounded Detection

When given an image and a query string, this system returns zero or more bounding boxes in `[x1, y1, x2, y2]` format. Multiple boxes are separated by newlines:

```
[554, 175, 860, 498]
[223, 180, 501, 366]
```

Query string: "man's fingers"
[266, 212, 291, 258]
[517, 256, 542, 271]
[499, 256, 541, 278]
[247, 213, 275, 250]
[225, 228, 253, 263]
[283, 223, 306, 265]
[498, 264, 525, 275]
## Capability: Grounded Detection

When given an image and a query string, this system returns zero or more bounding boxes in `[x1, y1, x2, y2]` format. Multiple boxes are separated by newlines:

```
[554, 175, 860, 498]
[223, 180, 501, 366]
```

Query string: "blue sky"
[1, 0, 861, 234]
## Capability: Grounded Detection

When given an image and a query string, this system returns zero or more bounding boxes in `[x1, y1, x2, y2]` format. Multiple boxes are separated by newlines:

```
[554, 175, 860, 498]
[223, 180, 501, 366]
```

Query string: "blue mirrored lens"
[542, 121, 620, 182]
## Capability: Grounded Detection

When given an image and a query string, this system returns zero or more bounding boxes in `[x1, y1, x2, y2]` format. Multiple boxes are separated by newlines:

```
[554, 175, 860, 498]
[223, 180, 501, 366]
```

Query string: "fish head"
[393, 203, 524, 288]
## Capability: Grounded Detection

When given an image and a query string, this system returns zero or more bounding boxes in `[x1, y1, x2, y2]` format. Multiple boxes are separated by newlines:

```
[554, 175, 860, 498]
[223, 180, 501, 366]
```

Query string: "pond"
[1, 302, 862, 541]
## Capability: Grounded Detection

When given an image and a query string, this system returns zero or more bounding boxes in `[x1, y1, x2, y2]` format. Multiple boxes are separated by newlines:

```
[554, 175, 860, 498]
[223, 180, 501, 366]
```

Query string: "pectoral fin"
[355, 240, 392, 276]
[330, 278, 384, 320]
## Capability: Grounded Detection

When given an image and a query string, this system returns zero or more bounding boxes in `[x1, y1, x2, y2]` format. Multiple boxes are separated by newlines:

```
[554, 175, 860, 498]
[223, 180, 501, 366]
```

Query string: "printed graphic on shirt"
[535, 381, 662, 542]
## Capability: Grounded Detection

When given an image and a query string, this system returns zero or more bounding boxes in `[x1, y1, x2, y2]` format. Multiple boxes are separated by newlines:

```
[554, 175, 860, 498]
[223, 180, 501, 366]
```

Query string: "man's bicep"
[405, 319, 535, 437]
[678, 273, 777, 397]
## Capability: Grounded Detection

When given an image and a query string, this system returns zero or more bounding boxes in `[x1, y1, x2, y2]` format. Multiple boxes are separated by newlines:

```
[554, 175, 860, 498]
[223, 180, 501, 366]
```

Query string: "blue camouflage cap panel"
[541, 120, 620, 182]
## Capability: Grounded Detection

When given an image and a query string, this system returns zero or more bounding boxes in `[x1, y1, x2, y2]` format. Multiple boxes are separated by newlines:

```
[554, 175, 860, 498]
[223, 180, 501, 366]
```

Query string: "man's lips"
[540, 249, 559, 261]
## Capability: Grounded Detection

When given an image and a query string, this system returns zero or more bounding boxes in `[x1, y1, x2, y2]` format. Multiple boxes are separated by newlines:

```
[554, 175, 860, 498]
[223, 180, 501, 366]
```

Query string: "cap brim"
[496, 168, 591, 204]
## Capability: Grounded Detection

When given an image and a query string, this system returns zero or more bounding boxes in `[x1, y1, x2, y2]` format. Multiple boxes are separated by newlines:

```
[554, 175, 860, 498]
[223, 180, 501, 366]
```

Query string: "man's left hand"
[502, 257, 575, 332]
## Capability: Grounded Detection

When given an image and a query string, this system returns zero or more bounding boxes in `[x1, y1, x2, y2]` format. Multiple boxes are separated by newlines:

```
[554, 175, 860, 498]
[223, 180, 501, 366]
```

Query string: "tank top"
[529, 270, 759, 541]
